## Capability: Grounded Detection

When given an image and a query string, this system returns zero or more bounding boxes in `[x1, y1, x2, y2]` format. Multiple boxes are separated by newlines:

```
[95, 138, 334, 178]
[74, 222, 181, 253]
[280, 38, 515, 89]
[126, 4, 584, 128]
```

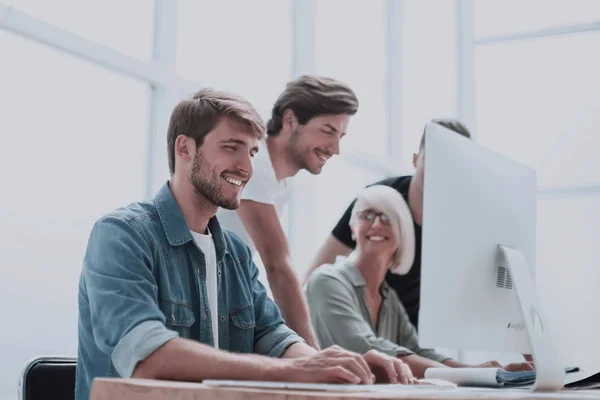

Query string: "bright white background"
[0, 1, 599, 398]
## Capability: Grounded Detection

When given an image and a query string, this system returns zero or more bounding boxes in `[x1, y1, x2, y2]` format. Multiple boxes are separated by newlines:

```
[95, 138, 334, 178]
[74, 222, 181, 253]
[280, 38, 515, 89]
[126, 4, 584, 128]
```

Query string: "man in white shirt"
[218, 75, 359, 348]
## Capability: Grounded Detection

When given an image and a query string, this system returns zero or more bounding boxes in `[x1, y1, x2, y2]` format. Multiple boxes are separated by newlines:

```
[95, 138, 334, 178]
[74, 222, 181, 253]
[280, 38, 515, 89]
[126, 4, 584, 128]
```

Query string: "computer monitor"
[417, 122, 564, 391]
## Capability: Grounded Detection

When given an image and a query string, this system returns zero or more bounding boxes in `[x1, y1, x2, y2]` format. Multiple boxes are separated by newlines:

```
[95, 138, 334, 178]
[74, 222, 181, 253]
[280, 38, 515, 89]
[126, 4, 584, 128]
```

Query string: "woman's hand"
[472, 360, 535, 372]
[472, 360, 503, 368]
[503, 362, 535, 372]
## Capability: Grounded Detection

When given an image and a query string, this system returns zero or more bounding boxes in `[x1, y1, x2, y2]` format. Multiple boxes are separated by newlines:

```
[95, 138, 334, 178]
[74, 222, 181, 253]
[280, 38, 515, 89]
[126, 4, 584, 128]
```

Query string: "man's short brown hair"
[266, 75, 359, 136]
[167, 88, 265, 174]
[419, 118, 472, 152]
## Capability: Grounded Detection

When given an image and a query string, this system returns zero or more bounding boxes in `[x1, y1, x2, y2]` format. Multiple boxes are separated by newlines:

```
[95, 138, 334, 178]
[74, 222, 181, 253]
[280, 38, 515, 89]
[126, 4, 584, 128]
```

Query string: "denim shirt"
[75, 182, 303, 400]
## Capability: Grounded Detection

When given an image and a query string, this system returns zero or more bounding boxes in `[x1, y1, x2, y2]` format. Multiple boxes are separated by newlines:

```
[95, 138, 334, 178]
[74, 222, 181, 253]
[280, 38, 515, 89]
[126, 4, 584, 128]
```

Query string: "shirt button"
[220, 316, 225, 322]
[217, 270, 222, 276]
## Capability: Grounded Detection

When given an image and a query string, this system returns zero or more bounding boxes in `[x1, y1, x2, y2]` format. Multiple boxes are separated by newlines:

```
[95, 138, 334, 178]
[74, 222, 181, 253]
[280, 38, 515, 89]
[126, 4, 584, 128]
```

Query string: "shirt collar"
[154, 181, 229, 258]
[339, 259, 390, 298]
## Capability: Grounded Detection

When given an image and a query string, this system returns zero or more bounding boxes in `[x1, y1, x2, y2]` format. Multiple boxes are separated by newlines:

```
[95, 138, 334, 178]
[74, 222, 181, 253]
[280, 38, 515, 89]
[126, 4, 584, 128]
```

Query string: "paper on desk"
[425, 368, 501, 387]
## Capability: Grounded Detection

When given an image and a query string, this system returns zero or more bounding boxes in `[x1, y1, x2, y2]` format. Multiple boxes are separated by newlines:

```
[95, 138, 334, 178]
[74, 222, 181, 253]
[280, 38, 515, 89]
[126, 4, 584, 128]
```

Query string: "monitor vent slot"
[497, 265, 514, 290]
[507, 322, 525, 331]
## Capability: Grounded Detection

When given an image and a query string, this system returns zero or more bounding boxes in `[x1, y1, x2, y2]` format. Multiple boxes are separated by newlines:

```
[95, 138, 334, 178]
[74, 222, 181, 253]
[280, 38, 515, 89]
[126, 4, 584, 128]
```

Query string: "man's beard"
[287, 127, 314, 173]
[189, 151, 239, 210]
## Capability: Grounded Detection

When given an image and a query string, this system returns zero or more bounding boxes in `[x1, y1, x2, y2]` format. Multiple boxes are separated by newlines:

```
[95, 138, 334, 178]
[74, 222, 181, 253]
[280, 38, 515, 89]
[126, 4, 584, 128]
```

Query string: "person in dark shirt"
[305, 119, 471, 330]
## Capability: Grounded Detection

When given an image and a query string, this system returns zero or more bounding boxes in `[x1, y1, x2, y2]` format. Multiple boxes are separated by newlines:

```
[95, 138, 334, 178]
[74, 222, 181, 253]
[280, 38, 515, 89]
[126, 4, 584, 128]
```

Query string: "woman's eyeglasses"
[359, 210, 391, 225]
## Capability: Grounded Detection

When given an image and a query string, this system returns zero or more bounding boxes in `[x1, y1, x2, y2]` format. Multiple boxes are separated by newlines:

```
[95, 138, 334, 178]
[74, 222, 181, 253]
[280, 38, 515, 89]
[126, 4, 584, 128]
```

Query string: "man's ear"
[175, 135, 195, 163]
[282, 109, 297, 133]
[412, 153, 418, 168]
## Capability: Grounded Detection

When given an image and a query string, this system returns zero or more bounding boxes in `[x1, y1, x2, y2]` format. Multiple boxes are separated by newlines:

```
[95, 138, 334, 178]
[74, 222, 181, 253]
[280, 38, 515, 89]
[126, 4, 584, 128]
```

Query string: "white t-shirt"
[191, 228, 219, 348]
[217, 140, 292, 254]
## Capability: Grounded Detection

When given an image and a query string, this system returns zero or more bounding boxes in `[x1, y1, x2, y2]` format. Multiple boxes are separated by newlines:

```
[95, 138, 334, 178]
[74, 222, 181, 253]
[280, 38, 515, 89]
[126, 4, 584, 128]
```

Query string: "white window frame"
[1, 0, 400, 262]
[456, 0, 600, 197]
[6, 1, 596, 252]
[0, 1, 197, 200]
[0, 0, 402, 198]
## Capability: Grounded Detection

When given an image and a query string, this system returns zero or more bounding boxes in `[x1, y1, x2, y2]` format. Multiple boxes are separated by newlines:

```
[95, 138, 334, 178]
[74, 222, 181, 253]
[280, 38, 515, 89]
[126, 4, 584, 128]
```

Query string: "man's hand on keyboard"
[362, 350, 417, 385]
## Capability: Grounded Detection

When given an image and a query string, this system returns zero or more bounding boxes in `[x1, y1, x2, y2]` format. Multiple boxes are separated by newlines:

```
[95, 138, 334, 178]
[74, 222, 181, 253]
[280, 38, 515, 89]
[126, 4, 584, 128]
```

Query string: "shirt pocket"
[229, 304, 255, 353]
[160, 300, 195, 338]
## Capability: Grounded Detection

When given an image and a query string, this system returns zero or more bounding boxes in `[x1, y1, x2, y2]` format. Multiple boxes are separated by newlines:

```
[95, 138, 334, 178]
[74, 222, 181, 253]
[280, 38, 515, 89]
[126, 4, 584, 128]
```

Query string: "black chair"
[19, 356, 77, 400]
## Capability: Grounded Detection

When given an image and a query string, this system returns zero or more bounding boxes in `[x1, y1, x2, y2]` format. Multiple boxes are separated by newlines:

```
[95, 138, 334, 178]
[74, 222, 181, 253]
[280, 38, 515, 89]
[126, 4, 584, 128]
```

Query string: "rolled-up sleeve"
[112, 321, 178, 377]
[306, 272, 415, 357]
[249, 258, 304, 357]
[83, 216, 178, 377]
[255, 323, 302, 358]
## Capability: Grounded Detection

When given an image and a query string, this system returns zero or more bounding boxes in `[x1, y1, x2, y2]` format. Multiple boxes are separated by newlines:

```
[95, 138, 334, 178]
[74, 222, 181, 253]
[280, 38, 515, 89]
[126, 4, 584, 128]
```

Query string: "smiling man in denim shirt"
[75, 88, 415, 400]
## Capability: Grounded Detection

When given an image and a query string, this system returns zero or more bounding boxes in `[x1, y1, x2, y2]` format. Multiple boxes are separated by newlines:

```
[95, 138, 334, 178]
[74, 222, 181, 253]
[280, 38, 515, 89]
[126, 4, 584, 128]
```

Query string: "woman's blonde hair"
[349, 185, 416, 275]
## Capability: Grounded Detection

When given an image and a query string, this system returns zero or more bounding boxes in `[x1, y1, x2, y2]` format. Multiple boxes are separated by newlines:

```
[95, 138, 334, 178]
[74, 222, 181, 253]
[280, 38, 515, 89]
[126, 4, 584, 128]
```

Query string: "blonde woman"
[306, 185, 533, 379]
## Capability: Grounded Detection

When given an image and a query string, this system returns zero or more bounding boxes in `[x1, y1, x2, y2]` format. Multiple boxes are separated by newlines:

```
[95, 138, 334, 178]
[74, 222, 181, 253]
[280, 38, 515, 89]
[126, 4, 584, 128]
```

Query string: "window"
[474, 0, 600, 39]
[537, 194, 600, 367]
[314, 0, 388, 158]
[400, 0, 458, 172]
[176, 0, 293, 121]
[2, 0, 155, 60]
[474, 31, 600, 187]
[538, 102, 600, 189]
[0, 31, 149, 396]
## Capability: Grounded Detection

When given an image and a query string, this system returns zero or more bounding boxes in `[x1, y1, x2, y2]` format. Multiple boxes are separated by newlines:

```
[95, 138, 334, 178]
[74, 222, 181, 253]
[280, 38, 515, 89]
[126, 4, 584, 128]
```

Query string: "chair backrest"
[19, 357, 77, 400]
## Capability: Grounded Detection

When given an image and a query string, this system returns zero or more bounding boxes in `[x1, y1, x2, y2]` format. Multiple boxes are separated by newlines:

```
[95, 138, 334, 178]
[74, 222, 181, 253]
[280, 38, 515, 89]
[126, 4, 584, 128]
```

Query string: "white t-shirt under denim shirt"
[217, 140, 292, 293]
[191, 228, 218, 348]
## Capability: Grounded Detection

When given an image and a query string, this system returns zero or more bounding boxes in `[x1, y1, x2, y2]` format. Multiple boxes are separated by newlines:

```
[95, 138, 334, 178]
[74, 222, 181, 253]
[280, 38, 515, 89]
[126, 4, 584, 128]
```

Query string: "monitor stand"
[498, 245, 565, 391]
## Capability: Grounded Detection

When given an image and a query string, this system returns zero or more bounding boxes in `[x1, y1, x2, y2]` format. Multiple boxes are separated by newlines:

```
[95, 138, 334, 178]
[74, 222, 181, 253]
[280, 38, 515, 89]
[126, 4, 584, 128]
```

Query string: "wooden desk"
[91, 378, 600, 400]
